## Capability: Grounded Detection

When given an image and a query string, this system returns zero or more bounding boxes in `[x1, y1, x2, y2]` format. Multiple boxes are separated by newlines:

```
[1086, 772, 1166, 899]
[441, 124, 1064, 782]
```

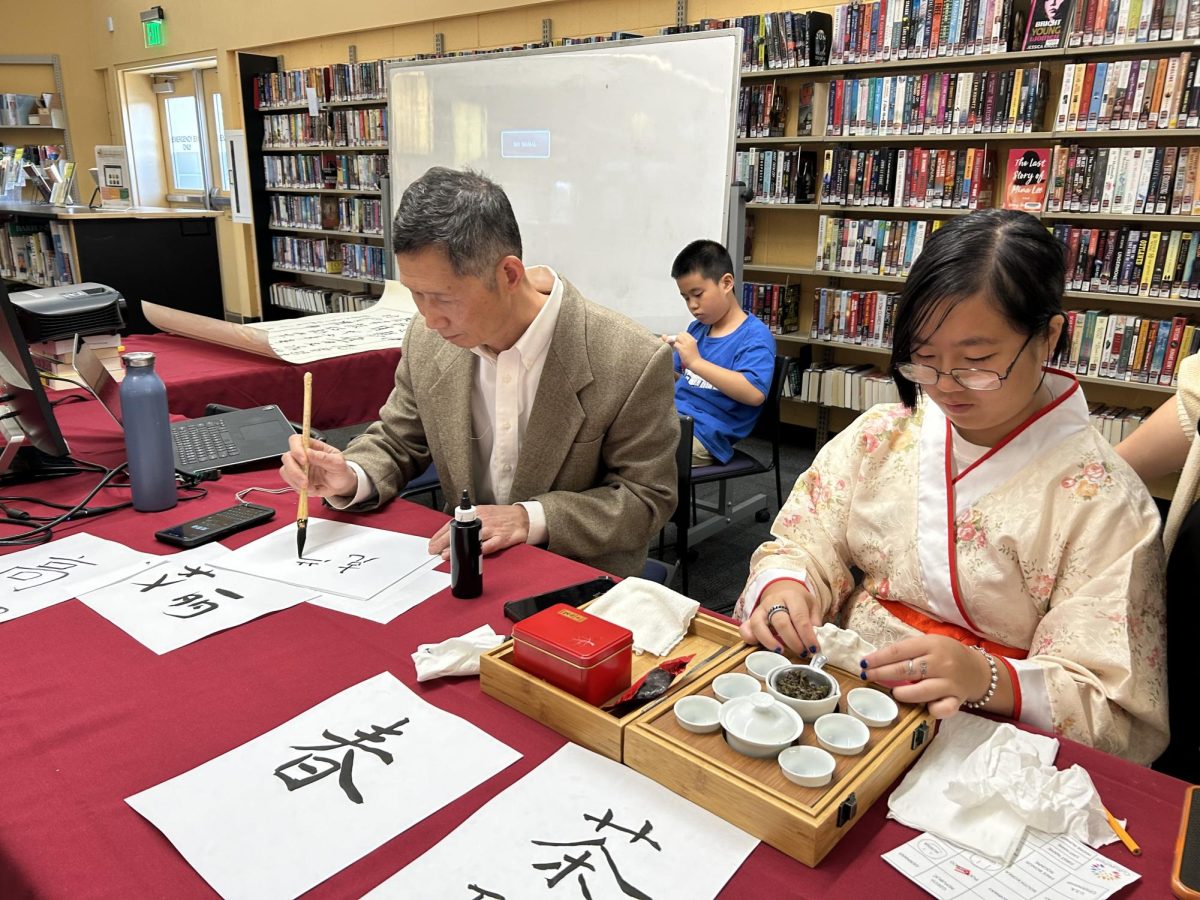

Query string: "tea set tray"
[624, 650, 937, 867]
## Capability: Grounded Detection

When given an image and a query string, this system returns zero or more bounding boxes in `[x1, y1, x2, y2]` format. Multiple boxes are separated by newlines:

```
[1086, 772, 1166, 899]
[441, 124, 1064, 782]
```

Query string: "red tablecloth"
[121, 333, 401, 430]
[0, 400, 1186, 898]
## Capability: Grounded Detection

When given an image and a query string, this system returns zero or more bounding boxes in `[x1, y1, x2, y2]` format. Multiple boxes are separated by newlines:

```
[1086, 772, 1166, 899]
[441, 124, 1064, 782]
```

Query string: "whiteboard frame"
[383, 30, 742, 328]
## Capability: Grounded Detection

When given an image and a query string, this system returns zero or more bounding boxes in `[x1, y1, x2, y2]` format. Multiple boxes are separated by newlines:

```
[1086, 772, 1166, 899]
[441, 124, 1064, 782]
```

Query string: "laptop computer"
[74, 339, 297, 477]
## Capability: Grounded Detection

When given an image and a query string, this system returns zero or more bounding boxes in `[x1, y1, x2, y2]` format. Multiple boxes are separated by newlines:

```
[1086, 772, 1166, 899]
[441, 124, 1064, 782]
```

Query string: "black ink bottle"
[450, 490, 483, 599]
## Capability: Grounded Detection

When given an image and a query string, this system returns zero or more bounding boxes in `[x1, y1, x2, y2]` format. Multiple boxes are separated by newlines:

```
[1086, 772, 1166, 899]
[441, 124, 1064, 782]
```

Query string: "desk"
[120, 333, 401, 431]
[0, 400, 1185, 898]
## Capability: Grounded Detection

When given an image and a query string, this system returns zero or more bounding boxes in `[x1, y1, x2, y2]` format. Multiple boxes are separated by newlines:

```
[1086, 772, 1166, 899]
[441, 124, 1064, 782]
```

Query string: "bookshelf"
[237, 53, 392, 320]
[0, 202, 223, 332]
[722, 9, 1200, 495]
[1, 56, 73, 205]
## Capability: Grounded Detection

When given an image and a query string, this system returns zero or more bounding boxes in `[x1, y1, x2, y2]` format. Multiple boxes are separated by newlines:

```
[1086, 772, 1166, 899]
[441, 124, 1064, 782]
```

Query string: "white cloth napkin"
[411, 624, 504, 683]
[585, 577, 700, 656]
[888, 713, 1114, 864]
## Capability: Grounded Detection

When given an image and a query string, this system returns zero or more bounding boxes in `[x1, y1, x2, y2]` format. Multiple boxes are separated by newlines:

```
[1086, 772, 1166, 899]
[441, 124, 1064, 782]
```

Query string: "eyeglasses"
[895, 333, 1035, 392]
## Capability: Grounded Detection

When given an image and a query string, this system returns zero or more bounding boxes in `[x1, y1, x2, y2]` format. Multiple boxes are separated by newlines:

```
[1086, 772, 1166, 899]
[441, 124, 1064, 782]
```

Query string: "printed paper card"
[0, 533, 156, 624]
[217, 519, 438, 601]
[365, 742, 759, 900]
[883, 829, 1139, 899]
[126, 672, 521, 900]
[80, 545, 310, 654]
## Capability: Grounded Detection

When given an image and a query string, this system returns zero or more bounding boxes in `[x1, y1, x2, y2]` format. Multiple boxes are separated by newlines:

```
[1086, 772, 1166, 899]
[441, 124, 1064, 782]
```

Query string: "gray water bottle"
[120, 351, 177, 512]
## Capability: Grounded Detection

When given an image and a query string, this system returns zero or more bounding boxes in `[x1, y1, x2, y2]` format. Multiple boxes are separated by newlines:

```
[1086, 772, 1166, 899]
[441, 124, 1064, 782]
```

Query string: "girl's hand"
[738, 580, 823, 658]
[861, 635, 992, 718]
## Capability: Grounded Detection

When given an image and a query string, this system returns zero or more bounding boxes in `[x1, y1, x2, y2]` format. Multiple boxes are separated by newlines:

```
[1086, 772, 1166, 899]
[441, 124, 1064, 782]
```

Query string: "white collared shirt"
[339, 267, 562, 547]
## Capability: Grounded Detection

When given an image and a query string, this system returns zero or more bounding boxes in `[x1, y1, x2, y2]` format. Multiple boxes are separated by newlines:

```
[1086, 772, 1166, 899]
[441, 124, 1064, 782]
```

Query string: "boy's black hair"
[890, 209, 1069, 408]
[672, 239, 735, 284]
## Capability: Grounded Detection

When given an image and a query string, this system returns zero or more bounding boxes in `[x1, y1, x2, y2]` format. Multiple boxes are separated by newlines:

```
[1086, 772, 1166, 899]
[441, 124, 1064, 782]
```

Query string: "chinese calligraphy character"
[296, 555, 329, 568]
[273, 719, 409, 804]
[467, 886, 506, 900]
[137, 565, 224, 593]
[0, 555, 97, 592]
[164, 594, 220, 618]
[531, 810, 661, 899]
[338, 554, 377, 574]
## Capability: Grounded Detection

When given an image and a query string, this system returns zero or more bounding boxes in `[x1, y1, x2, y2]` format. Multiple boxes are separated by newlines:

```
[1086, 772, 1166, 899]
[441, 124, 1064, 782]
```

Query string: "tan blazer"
[343, 278, 679, 577]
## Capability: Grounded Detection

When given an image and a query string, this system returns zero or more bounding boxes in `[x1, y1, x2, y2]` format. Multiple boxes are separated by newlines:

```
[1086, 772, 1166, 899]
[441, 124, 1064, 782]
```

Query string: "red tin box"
[511, 603, 633, 706]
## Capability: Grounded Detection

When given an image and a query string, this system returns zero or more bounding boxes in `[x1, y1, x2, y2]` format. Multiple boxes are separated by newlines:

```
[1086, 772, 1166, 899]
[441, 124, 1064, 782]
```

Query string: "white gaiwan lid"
[720, 693, 803, 744]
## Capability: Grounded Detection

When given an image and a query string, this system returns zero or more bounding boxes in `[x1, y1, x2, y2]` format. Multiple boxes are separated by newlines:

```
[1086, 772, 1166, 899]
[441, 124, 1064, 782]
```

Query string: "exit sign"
[143, 19, 164, 47]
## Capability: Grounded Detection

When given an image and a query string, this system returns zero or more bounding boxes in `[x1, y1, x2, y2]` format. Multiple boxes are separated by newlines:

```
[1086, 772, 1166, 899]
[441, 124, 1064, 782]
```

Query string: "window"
[213, 93, 230, 191]
[164, 96, 204, 192]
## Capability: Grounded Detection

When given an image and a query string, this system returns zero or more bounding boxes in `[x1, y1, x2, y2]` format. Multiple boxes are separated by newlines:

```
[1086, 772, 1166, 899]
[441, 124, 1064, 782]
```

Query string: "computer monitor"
[0, 280, 71, 480]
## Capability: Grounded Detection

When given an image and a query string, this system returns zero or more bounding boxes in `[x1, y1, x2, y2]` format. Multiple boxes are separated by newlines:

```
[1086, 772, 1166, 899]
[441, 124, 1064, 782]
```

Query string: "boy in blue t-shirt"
[666, 240, 776, 466]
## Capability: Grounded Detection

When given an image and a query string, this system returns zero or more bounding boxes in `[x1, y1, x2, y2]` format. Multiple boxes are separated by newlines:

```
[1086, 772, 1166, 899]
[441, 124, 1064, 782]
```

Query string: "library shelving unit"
[237, 53, 391, 320]
[730, 18, 1199, 496]
[0, 55, 72, 164]
[0, 201, 223, 332]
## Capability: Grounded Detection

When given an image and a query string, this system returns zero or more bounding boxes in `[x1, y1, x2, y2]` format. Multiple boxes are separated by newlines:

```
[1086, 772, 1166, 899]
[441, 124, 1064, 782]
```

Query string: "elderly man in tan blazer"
[280, 167, 677, 578]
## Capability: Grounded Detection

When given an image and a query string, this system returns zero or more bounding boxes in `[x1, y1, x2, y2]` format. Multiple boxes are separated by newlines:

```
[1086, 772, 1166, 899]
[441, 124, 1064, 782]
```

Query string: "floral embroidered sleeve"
[735, 405, 911, 622]
[1014, 459, 1169, 765]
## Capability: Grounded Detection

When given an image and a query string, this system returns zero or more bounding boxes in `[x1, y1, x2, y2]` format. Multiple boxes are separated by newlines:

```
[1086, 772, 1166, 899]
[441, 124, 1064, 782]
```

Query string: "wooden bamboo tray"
[624, 652, 937, 867]
[480, 612, 744, 761]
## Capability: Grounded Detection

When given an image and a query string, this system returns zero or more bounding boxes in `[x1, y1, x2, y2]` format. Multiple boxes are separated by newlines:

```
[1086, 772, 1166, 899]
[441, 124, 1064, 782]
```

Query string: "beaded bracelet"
[963, 646, 998, 710]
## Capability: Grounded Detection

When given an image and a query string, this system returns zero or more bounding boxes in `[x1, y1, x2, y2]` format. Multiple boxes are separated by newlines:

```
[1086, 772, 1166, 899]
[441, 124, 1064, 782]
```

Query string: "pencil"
[1103, 805, 1142, 856]
[296, 371, 312, 558]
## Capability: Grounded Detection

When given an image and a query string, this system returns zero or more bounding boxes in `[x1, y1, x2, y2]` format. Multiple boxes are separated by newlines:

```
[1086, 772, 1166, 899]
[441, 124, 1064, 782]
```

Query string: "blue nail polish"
[859, 659, 868, 668]
[860, 672, 867, 680]
[773, 647, 783, 654]
[810, 645, 819, 654]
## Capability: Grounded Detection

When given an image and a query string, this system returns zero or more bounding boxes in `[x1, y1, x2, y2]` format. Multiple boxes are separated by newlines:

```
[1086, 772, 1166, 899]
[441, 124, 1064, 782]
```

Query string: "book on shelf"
[815, 215, 945, 277]
[1053, 224, 1200, 298]
[1002, 147, 1051, 212]
[818, 146, 993, 209]
[737, 148, 818, 203]
[1023, 0, 1074, 48]
[743, 281, 802, 333]
[1056, 310, 1197, 386]
[1056, 52, 1197, 132]
[824, 67, 1049, 137]
[809, 287, 903, 347]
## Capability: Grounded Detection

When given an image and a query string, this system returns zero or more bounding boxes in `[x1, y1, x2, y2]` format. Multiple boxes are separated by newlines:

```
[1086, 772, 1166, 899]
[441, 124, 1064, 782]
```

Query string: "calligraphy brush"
[296, 371, 312, 558]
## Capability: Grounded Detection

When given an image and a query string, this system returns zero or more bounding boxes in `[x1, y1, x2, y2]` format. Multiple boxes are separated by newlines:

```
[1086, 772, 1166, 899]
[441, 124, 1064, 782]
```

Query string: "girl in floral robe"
[737, 210, 1168, 765]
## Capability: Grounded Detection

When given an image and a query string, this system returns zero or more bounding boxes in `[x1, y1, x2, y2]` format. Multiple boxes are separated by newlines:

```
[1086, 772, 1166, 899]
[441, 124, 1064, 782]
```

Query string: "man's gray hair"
[391, 167, 523, 283]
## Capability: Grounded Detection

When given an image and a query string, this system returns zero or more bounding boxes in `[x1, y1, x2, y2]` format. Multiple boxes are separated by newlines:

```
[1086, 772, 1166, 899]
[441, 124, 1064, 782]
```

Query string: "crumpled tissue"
[888, 712, 1114, 863]
[812, 622, 878, 670]
[411, 624, 504, 682]
[585, 577, 700, 656]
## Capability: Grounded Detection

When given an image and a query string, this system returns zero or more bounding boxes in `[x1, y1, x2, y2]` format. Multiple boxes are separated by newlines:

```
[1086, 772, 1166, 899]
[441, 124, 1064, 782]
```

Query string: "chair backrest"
[1157, 497, 1200, 782]
[673, 414, 695, 530]
[759, 355, 791, 470]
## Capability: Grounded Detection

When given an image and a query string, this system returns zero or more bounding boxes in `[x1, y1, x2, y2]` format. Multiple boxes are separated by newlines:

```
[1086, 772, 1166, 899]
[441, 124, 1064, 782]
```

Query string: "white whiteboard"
[386, 32, 740, 335]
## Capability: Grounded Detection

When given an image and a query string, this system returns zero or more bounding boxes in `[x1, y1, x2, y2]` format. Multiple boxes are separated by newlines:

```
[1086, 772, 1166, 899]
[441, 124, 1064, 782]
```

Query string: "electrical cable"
[234, 485, 295, 504]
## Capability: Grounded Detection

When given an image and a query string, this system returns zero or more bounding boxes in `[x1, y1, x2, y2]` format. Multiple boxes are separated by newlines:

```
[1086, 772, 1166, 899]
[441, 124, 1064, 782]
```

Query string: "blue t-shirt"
[673, 314, 775, 464]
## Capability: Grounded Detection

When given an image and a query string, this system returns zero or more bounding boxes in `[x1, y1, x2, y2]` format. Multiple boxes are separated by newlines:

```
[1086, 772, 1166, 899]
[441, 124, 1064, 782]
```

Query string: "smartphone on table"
[502, 576, 617, 623]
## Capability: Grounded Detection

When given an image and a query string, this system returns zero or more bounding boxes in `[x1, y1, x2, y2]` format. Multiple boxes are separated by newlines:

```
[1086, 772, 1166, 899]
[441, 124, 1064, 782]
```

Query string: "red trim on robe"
[877, 598, 1028, 660]
[954, 371, 1081, 483]
[995, 654, 1022, 720]
[944, 419, 981, 632]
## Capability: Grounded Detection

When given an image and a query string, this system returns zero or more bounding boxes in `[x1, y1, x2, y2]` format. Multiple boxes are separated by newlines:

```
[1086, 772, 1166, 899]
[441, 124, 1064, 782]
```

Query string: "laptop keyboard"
[174, 419, 239, 465]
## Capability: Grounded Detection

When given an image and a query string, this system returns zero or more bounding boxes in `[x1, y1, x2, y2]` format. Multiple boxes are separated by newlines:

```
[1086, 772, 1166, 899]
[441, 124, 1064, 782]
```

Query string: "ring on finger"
[765, 604, 789, 622]
[919, 658, 929, 680]
[905, 658, 914, 677]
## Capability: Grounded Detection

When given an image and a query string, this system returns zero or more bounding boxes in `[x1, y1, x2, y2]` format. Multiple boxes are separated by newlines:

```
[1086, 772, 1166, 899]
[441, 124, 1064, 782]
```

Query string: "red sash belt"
[877, 598, 1028, 660]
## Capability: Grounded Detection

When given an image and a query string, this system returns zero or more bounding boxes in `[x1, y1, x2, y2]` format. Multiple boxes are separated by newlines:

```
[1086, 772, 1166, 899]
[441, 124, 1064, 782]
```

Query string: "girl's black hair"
[890, 208, 1068, 408]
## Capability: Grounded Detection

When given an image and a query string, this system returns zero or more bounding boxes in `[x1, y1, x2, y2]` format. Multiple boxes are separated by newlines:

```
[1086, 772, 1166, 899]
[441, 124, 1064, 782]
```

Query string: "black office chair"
[1154, 491, 1200, 783]
[398, 462, 441, 508]
[686, 354, 790, 545]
